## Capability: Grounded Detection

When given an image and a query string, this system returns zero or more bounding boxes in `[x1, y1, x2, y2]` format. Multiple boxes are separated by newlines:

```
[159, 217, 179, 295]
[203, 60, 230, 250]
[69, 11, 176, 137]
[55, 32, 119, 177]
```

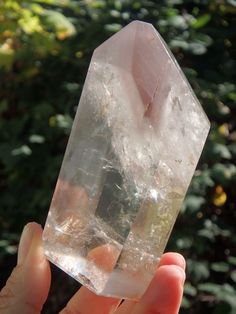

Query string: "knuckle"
[0, 265, 22, 310]
[0, 264, 41, 314]
[0, 285, 15, 310]
[0, 265, 21, 294]
[5, 265, 22, 286]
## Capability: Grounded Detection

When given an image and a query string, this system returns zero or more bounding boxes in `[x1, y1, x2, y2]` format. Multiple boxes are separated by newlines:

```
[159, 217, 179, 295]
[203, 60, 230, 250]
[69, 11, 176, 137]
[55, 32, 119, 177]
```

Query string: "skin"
[0, 223, 186, 314]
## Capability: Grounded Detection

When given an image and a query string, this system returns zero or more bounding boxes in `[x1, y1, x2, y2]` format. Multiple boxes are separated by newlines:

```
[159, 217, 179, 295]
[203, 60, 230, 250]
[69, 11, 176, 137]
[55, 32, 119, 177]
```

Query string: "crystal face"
[43, 21, 210, 300]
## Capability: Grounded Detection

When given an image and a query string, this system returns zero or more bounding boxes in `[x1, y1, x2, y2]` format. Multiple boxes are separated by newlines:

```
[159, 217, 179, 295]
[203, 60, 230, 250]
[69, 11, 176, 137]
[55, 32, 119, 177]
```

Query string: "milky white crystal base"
[43, 21, 210, 300]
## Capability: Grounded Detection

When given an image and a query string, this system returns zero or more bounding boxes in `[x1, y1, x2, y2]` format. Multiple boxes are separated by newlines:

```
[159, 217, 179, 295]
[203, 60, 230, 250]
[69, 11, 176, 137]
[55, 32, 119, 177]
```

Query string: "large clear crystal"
[43, 21, 210, 300]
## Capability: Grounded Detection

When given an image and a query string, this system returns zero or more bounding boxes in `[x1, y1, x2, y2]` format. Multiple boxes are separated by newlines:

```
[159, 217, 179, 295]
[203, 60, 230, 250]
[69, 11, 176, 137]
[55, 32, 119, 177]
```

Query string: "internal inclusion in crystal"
[96, 151, 142, 240]
[43, 190, 183, 298]
[43, 20, 210, 300]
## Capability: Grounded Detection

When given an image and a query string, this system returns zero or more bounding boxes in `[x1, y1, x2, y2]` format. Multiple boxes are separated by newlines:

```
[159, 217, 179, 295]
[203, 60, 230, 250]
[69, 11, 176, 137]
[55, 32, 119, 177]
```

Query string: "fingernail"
[25, 223, 45, 267]
[176, 266, 186, 286]
[17, 222, 41, 265]
[178, 254, 186, 270]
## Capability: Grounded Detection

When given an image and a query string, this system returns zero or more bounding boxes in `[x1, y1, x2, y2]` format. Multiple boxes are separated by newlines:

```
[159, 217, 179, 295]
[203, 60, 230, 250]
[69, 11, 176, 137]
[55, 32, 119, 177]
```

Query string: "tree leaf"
[230, 270, 236, 282]
[198, 283, 221, 294]
[183, 195, 205, 213]
[184, 282, 197, 296]
[43, 9, 76, 39]
[11, 145, 32, 156]
[29, 134, 45, 144]
[211, 262, 230, 272]
[192, 14, 211, 29]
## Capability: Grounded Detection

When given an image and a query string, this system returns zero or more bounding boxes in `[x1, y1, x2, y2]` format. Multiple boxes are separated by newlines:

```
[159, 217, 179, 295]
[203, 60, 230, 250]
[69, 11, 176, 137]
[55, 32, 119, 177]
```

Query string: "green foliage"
[0, 0, 236, 312]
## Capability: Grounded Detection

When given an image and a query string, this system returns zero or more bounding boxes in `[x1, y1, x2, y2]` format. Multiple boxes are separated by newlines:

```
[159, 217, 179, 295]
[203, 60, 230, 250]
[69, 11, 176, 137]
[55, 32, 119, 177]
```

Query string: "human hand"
[0, 222, 186, 314]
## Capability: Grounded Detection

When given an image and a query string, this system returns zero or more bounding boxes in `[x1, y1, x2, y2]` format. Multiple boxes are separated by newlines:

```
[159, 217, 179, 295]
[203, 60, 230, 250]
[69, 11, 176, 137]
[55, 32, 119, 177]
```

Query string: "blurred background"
[0, 0, 235, 313]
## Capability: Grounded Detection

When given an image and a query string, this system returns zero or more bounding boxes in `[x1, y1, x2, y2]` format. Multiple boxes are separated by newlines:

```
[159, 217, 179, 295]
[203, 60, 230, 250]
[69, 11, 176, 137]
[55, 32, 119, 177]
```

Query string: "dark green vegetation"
[0, 0, 236, 313]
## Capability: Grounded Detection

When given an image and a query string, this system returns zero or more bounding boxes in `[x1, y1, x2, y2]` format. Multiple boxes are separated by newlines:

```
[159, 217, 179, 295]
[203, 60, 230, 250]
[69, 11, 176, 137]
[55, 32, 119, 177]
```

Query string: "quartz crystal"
[43, 21, 210, 300]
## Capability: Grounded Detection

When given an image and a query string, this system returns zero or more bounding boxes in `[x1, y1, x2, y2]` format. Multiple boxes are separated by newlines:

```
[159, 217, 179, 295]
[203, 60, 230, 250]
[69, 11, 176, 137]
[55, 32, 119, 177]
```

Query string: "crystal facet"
[43, 21, 210, 300]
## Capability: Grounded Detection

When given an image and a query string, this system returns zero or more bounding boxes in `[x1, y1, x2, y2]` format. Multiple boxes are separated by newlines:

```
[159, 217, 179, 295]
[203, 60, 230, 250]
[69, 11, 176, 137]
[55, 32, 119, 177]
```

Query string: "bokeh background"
[0, 0, 236, 313]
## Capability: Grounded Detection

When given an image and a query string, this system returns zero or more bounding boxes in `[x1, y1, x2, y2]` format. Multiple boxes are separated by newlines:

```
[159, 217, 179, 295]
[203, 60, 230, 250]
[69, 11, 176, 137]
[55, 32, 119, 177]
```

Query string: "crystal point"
[43, 21, 210, 300]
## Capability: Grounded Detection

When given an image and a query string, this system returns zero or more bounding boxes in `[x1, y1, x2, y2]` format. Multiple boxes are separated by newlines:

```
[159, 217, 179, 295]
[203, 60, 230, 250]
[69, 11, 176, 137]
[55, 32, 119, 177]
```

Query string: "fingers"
[0, 223, 51, 314]
[60, 244, 121, 314]
[116, 252, 186, 314]
[60, 251, 185, 314]
[158, 252, 186, 270]
[130, 264, 185, 314]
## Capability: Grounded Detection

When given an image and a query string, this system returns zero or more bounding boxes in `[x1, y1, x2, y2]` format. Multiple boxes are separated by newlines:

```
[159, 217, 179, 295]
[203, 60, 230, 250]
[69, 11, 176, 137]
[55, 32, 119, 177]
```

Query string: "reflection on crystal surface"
[43, 20, 210, 300]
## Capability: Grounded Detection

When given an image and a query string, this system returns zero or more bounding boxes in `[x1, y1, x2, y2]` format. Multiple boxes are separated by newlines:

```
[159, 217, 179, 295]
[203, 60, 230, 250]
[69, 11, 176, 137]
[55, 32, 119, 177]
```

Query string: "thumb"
[0, 222, 51, 314]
